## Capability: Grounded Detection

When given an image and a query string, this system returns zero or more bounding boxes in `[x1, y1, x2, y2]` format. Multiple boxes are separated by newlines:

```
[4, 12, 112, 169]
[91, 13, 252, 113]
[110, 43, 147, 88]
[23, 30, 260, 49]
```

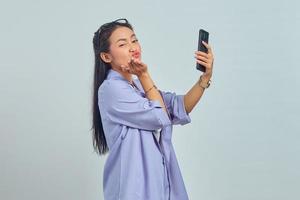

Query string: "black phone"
[196, 29, 209, 72]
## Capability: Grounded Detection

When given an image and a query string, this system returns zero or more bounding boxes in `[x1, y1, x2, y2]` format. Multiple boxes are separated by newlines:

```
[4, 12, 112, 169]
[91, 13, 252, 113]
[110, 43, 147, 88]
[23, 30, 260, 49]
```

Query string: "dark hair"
[91, 18, 134, 155]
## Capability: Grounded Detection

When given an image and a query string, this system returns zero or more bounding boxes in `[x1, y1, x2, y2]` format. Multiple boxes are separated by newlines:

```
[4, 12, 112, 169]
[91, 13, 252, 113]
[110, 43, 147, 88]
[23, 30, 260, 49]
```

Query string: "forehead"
[109, 26, 135, 43]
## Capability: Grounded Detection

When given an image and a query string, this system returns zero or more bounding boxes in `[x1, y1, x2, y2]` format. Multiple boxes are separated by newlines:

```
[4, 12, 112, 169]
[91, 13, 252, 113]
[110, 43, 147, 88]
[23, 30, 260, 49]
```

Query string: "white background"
[1, 0, 299, 199]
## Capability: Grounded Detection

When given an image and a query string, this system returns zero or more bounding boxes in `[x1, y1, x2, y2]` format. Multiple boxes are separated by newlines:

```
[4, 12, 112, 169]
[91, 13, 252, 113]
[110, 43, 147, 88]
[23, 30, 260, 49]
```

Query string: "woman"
[91, 18, 214, 200]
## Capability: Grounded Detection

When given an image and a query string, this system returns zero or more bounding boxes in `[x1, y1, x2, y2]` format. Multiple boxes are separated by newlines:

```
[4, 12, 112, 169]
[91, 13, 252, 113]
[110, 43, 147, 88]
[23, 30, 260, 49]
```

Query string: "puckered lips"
[132, 51, 140, 59]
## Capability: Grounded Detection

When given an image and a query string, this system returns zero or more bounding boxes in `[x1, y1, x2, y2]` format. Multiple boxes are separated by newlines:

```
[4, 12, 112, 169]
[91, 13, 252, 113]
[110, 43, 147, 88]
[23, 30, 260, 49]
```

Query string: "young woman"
[91, 18, 214, 200]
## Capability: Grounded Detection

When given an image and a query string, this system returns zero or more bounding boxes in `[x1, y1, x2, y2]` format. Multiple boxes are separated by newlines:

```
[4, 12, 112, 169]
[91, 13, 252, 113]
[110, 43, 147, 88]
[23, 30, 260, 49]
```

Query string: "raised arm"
[184, 41, 214, 114]
[183, 76, 211, 113]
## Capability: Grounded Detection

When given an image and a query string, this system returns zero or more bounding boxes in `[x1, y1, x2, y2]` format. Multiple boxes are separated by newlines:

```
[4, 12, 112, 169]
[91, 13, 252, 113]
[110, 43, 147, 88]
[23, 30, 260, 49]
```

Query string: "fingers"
[128, 57, 140, 70]
[195, 42, 214, 69]
[194, 42, 214, 71]
[194, 54, 209, 62]
[195, 50, 208, 55]
[195, 50, 213, 59]
[127, 58, 133, 71]
[198, 41, 214, 59]
[121, 61, 131, 72]
[196, 59, 213, 71]
[121, 57, 145, 74]
[196, 59, 209, 68]
[194, 51, 213, 63]
[123, 58, 137, 73]
[202, 41, 213, 54]
[195, 54, 213, 66]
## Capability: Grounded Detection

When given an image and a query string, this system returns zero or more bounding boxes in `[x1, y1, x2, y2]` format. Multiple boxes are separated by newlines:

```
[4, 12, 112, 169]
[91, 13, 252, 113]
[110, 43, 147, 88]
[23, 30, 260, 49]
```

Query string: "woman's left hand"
[194, 41, 214, 80]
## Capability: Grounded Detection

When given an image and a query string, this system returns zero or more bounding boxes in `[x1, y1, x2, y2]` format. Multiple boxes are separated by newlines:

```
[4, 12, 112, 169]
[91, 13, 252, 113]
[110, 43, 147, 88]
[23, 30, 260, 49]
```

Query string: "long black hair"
[91, 18, 134, 155]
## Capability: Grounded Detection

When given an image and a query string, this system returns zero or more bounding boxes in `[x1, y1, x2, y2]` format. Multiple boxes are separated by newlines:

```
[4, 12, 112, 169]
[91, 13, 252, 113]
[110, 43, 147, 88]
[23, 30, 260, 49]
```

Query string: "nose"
[129, 44, 136, 52]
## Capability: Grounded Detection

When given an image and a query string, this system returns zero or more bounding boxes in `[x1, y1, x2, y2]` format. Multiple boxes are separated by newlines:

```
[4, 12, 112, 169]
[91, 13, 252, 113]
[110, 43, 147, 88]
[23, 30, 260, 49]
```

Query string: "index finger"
[202, 41, 212, 53]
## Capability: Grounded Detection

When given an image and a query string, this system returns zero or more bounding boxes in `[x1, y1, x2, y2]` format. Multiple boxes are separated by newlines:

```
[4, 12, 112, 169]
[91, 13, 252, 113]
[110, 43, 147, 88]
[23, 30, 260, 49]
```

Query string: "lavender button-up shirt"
[98, 68, 192, 200]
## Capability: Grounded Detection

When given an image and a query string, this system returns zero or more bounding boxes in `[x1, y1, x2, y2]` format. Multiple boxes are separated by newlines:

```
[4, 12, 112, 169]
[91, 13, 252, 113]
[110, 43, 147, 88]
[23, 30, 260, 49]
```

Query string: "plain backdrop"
[1, 0, 299, 200]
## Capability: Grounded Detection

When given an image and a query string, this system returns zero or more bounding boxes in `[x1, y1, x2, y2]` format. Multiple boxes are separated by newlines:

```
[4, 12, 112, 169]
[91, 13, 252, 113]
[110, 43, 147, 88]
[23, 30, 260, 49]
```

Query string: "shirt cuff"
[176, 95, 192, 125]
[149, 100, 172, 127]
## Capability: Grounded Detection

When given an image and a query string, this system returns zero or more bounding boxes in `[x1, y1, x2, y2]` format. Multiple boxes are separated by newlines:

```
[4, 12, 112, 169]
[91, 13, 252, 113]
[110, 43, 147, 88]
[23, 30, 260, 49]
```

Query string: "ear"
[100, 52, 112, 63]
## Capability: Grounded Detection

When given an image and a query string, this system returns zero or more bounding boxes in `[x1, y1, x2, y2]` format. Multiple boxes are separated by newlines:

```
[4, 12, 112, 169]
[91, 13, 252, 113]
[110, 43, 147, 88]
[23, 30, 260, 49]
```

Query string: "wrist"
[198, 75, 211, 89]
[138, 72, 150, 80]
[201, 74, 211, 82]
[200, 77, 210, 84]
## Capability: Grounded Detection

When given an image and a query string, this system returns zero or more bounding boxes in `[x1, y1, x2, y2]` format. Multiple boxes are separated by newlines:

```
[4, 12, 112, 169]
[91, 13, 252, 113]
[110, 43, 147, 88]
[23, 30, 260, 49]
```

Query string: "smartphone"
[196, 29, 209, 72]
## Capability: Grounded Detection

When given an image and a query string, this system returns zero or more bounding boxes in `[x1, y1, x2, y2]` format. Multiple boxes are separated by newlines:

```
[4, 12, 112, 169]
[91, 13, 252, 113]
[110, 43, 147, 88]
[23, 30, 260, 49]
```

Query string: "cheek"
[112, 49, 130, 65]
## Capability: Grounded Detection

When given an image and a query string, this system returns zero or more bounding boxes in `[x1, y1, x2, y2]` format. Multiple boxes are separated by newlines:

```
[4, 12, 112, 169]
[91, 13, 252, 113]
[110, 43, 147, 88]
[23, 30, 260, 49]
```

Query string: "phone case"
[196, 29, 209, 72]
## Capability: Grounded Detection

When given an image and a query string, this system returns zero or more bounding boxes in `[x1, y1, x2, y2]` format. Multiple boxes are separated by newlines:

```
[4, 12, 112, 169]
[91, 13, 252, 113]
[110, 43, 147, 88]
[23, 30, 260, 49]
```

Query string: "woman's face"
[101, 26, 141, 70]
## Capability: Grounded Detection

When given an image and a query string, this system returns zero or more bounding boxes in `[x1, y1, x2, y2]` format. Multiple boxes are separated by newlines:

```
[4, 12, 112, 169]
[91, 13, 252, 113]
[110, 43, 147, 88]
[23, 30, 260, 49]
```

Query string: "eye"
[133, 39, 139, 43]
[119, 43, 126, 47]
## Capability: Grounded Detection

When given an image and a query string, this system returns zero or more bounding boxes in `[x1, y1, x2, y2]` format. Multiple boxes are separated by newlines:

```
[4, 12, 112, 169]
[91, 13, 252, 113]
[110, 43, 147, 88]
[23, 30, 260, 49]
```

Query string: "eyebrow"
[116, 34, 136, 43]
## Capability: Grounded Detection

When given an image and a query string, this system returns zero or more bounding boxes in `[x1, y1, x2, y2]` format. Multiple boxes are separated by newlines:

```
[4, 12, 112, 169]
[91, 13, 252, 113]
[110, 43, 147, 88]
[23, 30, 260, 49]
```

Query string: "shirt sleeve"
[158, 90, 192, 125]
[101, 80, 172, 131]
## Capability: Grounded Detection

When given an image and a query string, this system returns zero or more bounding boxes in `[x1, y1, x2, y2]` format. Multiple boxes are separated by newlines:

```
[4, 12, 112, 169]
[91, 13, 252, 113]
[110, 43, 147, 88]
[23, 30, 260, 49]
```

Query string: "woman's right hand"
[120, 57, 148, 77]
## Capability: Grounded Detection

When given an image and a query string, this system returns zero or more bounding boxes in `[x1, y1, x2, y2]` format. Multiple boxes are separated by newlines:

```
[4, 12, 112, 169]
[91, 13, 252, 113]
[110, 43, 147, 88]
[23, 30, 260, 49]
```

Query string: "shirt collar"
[106, 68, 143, 91]
[106, 68, 128, 81]
[106, 68, 138, 86]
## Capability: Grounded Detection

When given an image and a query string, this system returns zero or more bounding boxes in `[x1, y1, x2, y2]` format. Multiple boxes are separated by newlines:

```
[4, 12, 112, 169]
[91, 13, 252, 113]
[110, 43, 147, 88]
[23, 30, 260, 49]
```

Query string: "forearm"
[138, 73, 168, 114]
[185, 39, 214, 113]
[183, 76, 210, 114]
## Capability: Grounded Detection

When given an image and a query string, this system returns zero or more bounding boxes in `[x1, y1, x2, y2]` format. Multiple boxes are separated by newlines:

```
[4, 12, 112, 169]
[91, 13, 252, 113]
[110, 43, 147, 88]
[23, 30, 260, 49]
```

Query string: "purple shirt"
[98, 68, 192, 200]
